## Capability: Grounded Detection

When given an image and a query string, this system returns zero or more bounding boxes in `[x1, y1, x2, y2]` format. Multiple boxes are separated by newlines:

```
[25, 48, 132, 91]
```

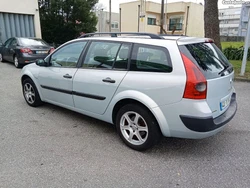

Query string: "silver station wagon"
[21, 33, 237, 151]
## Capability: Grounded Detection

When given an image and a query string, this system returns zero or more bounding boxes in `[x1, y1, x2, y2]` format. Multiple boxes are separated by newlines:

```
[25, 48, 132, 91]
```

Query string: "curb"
[234, 77, 250, 82]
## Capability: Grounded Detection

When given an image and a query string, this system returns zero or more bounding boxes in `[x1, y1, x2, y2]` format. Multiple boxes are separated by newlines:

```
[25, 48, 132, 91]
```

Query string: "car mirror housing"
[36, 59, 49, 67]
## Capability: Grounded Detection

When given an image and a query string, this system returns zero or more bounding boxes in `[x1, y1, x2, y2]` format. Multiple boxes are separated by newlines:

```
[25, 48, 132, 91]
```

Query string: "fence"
[220, 36, 245, 42]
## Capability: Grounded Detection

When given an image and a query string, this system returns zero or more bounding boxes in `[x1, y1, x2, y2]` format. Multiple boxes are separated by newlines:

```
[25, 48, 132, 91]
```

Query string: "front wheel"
[22, 78, 43, 107]
[116, 104, 162, 151]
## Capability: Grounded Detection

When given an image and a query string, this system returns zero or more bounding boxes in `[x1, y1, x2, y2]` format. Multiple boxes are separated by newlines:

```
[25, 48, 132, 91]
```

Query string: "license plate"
[36, 51, 48, 54]
[220, 96, 231, 111]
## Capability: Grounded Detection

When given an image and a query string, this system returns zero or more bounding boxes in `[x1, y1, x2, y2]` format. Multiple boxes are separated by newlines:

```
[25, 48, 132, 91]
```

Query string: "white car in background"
[21, 33, 237, 151]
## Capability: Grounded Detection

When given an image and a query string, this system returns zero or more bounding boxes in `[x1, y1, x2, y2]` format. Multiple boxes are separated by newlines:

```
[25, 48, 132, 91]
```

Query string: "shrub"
[223, 46, 250, 61]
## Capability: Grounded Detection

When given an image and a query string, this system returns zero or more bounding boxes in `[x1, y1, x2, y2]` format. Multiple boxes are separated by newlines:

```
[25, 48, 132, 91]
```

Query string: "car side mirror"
[0, 42, 3, 47]
[36, 59, 49, 67]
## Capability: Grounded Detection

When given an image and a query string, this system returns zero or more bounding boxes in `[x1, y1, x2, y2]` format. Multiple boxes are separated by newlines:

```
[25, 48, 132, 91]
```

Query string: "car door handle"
[102, 77, 116, 83]
[63, 74, 72, 79]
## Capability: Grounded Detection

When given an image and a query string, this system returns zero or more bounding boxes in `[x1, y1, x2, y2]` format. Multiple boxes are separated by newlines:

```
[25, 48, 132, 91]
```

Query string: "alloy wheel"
[120, 111, 149, 146]
[14, 57, 19, 67]
[24, 83, 36, 104]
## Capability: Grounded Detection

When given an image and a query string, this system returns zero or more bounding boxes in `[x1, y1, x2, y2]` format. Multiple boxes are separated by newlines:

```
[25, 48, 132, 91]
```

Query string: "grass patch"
[221, 42, 244, 49]
[230, 60, 250, 79]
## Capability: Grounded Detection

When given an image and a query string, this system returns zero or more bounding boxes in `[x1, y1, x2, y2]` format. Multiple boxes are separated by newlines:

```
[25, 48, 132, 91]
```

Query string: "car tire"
[14, 55, 21, 68]
[116, 104, 162, 151]
[0, 53, 3, 62]
[22, 78, 43, 107]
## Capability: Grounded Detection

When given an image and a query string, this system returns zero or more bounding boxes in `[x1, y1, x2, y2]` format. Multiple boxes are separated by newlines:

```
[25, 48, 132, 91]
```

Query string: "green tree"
[38, 0, 98, 45]
[204, 0, 221, 50]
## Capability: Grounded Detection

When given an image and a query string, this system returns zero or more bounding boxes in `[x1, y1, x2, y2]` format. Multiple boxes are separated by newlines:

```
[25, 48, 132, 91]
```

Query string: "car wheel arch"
[21, 74, 44, 101]
[112, 98, 165, 135]
[108, 91, 170, 137]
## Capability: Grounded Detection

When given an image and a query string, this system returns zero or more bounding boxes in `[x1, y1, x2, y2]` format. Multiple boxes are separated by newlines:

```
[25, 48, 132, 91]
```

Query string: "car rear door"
[179, 42, 235, 118]
[38, 41, 87, 107]
[73, 41, 131, 115]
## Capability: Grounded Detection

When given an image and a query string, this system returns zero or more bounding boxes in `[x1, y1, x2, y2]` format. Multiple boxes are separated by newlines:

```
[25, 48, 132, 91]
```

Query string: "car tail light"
[20, 48, 33, 54]
[205, 38, 214, 43]
[181, 53, 207, 100]
[49, 47, 55, 54]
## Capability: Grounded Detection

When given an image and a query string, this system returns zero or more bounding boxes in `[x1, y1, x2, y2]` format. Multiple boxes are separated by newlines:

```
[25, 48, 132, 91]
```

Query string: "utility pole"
[160, 0, 164, 34]
[240, 14, 250, 76]
[109, 0, 112, 32]
[164, 0, 168, 31]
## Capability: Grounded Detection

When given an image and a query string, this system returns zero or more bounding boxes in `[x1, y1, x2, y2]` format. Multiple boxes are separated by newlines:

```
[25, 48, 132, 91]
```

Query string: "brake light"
[181, 53, 207, 100]
[49, 47, 55, 54]
[205, 38, 214, 43]
[20, 48, 32, 54]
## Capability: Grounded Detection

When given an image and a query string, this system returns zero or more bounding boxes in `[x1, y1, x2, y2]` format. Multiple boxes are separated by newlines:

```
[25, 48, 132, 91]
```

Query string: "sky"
[97, 0, 240, 13]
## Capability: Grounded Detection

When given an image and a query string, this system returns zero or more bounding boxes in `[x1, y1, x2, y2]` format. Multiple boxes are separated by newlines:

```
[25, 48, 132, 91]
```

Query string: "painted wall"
[0, 0, 41, 38]
[120, 1, 204, 37]
[185, 2, 204, 37]
[96, 11, 120, 32]
[120, 1, 140, 32]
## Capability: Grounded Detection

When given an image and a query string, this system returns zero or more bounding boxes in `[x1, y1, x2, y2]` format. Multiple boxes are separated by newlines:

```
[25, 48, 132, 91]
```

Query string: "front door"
[73, 41, 131, 115]
[1, 38, 13, 61]
[38, 41, 88, 108]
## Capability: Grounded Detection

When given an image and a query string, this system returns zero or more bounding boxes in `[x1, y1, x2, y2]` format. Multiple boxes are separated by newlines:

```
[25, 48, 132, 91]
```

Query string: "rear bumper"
[180, 93, 237, 132]
[18, 54, 48, 64]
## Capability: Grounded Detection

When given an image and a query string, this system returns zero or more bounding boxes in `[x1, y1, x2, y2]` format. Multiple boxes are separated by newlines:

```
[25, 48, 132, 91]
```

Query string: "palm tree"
[204, 0, 222, 50]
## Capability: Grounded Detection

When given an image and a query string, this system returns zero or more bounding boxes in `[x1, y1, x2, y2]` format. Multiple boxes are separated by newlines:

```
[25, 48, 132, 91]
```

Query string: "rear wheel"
[22, 78, 43, 107]
[0, 53, 3, 62]
[14, 56, 21, 68]
[116, 104, 162, 151]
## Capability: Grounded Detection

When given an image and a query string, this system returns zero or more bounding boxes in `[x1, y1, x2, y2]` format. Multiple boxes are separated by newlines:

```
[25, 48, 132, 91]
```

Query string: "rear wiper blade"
[219, 64, 231, 75]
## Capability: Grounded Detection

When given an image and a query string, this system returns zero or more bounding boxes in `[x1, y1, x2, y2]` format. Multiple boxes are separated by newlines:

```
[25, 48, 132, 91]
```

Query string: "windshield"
[19, 38, 49, 46]
[179, 43, 233, 79]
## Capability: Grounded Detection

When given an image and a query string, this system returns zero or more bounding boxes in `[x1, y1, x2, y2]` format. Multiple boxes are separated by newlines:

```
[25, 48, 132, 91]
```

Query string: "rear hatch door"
[179, 42, 234, 118]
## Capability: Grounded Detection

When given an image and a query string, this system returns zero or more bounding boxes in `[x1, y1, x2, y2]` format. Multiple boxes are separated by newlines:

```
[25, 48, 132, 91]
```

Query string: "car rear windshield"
[19, 38, 48, 46]
[179, 43, 233, 79]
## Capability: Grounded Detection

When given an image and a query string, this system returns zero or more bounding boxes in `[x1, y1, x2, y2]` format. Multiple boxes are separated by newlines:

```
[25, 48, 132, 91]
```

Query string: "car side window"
[50, 41, 87, 68]
[10, 39, 18, 47]
[130, 44, 172, 73]
[4, 38, 13, 48]
[82, 41, 121, 69]
[113, 43, 131, 70]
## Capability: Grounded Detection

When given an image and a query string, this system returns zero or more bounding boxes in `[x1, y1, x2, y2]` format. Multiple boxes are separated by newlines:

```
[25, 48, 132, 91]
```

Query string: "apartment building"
[96, 11, 120, 33]
[119, 1, 204, 37]
[0, 0, 41, 43]
[238, 4, 250, 37]
[219, 7, 241, 36]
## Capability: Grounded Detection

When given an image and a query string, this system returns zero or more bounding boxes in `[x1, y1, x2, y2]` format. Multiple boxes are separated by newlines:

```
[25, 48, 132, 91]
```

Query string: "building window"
[148, 17, 156, 25]
[111, 22, 119, 29]
[169, 17, 183, 31]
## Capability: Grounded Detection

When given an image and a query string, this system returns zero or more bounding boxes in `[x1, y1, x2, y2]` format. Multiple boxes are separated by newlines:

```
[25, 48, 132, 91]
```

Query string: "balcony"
[168, 23, 183, 31]
[219, 23, 240, 28]
[219, 14, 240, 20]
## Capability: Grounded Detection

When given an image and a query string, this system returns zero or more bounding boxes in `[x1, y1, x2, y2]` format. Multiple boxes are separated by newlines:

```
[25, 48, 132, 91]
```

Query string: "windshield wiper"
[219, 64, 231, 75]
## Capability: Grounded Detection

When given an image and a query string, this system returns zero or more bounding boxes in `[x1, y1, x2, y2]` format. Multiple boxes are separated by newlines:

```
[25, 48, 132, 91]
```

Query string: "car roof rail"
[79, 32, 164, 39]
[159, 34, 187, 37]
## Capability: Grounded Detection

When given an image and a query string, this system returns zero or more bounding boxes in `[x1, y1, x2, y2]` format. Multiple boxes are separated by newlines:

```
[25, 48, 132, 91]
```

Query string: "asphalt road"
[0, 61, 250, 188]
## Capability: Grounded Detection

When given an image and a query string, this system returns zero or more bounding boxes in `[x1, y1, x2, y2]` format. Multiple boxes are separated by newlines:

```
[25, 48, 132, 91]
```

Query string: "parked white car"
[21, 33, 237, 151]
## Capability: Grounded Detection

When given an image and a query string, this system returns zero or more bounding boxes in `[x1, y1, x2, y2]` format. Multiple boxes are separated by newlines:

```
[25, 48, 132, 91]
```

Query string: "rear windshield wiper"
[219, 64, 232, 75]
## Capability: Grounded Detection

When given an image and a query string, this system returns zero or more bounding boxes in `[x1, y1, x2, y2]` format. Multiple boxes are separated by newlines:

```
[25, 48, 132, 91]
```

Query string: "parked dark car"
[0, 37, 54, 68]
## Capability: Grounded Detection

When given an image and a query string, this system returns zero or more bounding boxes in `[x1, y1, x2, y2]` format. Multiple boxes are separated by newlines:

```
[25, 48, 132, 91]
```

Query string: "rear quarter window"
[130, 44, 172, 73]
